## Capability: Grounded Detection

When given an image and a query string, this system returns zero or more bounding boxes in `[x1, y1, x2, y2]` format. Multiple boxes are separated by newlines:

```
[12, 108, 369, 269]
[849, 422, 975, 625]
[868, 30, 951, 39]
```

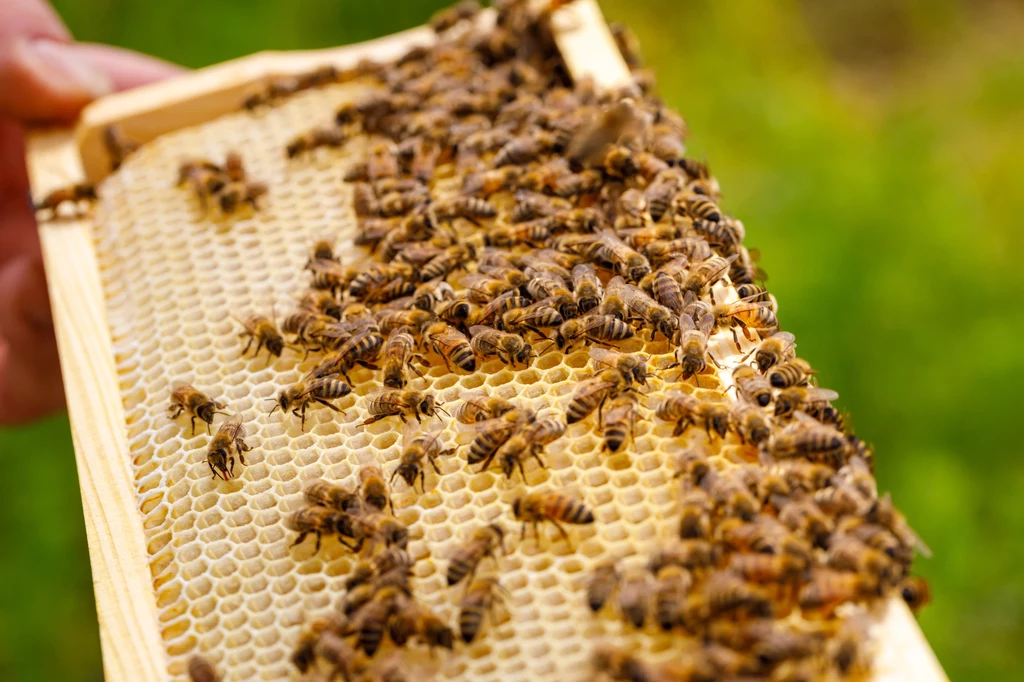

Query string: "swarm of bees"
[113, 0, 932, 679]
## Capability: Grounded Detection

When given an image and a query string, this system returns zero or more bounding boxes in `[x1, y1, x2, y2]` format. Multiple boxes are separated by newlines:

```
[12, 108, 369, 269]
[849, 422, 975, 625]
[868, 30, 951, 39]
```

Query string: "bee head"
[266, 336, 285, 357]
[418, 395, 436, 418]
[511, 497, 523, 519]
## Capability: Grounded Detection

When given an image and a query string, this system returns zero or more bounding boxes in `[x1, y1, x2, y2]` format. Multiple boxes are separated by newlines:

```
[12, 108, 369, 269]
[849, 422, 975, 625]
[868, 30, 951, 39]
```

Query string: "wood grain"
[26, 130, 168, 682]
[24, 3, 946, 681]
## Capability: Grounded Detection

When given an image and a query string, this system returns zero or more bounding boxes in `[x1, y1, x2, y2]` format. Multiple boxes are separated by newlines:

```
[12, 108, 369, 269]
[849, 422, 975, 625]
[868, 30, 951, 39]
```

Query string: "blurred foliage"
[2, 0, 1021, 680]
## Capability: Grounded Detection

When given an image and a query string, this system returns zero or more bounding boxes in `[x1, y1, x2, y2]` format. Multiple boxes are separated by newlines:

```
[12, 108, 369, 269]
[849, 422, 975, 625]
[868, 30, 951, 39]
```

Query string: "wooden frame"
[24, 2, 946, 681]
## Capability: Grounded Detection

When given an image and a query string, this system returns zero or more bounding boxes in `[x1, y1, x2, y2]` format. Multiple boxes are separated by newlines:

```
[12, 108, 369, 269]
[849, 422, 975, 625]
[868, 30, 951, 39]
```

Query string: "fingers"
[0, 0, 71, 42]
[74, 43, 185, 90]
[0, 252, 64, 424]
[0, 37, 113, 121]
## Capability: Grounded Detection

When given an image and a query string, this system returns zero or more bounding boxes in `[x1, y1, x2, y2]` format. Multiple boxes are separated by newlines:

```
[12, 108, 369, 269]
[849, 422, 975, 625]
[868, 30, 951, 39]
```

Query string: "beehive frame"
[24, 2, 945, 681]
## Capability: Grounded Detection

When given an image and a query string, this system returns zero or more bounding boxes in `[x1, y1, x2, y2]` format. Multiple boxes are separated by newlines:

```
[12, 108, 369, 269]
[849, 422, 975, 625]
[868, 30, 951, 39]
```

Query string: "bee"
[454, 393, 515, 424]
[735, 282, 770, 303]
[648, 539, 716, 573]
[103, 124, 139, 171]
[377, 188, 429, 218]
[511, 191, 570, 223]
[217, 180, 268, 214]
[348, 508, 409, 552]
[206, 414, 250, 480]
[377, 308, 435, 336]
[352, 182, 379, 218]
[680, 254, 736, 296]
[646, 123, 685, 166]
[732, 364, 772, 407]
[674, 312, 716, 381]
[732, 401, 773, 445]
[389, 600, 454, 652]
[728, 553, 807, 584]
[601, 395, 639, 452]
[310, 329, 384, 381]
[307, 258, 355, 294]
[392, 424, 455, 491]
[435, 298, 474, 328]
[686, 571, 773, 625]
[367, 141, 400, 181]
[299, 290, 342, 320]
[466, 408, 533, 469]
[617, 569, 651, 628]
[677, 486, 713, 540]
[555, 314, 634, 350]
[287, 126, 346, 157]
[500, 304, 563, 337]
[571, 263, 603, 313]
[408, 138, 440, 183]
[304, 479, 359, 513]
[411, 280, 455, 312]
[272, 375, 352, 429]
[714, 297, 778, 347]
[680, 193, 722, 223]
[606, 276, 676, 338]
[493, 130, 554, 168]
[469, 326, 534, 366]
[553, 169, 604, 199]
[767, 417, 847, 462]
[512, 491, 595, 544]
[769, 357, 816, 388]
[462, 273, 516, 303]
[459, 577, 506, 643]
[825, 534, 892, 579]
[492, 418, 565, 480]
[169, 384, 226, 435]
[425, 321, 476, 372]
[587, 560, 620, 612]
[351, 585, 404, 656]
[187, 655, 221, 682]
[899, 576, 932, 612]
[583, 233, 652, 284]
[657, 390, 731, 439]
[433, 196, 498, 223]
[362, 389, 441, 425]
[287, 505, 352, 553]
[566, 100, 643, 169]
[653, 564, 691, 630]
[566, 368, 631, 424]
[674, 445, 711, 484]
[312, 632, 360, 682]
[33, 181, 99, 218]
[643, 169, 685, 222]
[485, 220, 551, 248]
[773, 386, 840, 420]
[461, 167, 521, 196]
[798, 569, 878, 612]
[591, 646, 656, 682]
[290, 613, 349, 673]
[701, 468, 759, 520]
[237, 314, 286, 363]
[745, 331, 797, 373]
[420, 246, 473, 282]
[447, 524, 505, 587]
[381, 327, 424, 389]
[649, 270, 686, 315]
[866, 492, 933, 558]
[358, 465, 391, 512]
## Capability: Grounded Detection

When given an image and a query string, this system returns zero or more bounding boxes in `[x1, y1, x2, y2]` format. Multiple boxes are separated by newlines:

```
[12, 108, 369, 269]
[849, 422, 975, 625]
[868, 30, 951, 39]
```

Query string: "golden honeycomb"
[82, 26, 922, 682]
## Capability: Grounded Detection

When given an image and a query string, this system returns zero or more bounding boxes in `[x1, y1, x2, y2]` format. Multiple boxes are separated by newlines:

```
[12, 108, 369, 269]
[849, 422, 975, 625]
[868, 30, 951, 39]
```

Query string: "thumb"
[0, 36, 113, 122]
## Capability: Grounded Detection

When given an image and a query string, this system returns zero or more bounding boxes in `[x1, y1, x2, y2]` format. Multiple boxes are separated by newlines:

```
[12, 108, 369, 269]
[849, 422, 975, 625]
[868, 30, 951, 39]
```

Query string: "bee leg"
[314, 531, 322, 554]
[516, 460, 527, 481]
[291, 532, 309, 549]
[228, 456, 235, 479]
[418, 471, 426, 493]
[241, 335, 254, 355]
[209, 461, 217, 479]
[429, 458, 442, 475]
[708, 353, 724, 369]
[314, 398, 342, 412]
[550, 520, 573, 547]
[169, 405, 184, 419]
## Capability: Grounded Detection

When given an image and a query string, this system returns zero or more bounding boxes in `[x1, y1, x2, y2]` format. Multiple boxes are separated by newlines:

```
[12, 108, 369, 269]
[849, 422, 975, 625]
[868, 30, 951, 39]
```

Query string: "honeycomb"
[84, 12, 923, 682]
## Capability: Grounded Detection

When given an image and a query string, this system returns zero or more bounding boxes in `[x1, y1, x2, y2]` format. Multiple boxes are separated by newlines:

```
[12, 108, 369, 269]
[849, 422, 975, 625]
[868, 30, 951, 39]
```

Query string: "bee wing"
[808, 387, 840, 402]
[678, 314, 696, 333]
[772, 331, 797, 349]
[588, 347, 618, 368]
[697, 312, 715, 337]
[467, 325, 491, 338]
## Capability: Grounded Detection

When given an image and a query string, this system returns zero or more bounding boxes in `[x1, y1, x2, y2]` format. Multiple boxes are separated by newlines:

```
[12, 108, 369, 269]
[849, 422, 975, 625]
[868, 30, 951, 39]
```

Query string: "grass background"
[2, 0, 1022, 680]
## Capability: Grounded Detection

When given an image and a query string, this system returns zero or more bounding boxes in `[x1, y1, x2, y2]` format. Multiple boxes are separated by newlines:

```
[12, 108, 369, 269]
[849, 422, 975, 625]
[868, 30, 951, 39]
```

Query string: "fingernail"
[19, 39, 113, 100]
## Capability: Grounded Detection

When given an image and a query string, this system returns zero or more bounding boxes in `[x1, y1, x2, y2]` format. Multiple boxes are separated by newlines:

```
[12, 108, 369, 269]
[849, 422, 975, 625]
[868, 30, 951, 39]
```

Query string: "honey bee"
[493, 130, 554, 168]
[898, 576, 932, 612]
[447, 523, 505, 587]
[307, 258, 354, 294]
[566, 100, 643, 169]
[571, 263, 603, 313]
[363, 389, 442, 424]
[500, 304, 564, 337]
[381, 327, 424, 389]
[433, 196, 498, 224]
[359, 464, 391, 512]
[674, 312, 716, 382]
[290, 613, 349, 673]
[767, 416, 846, 462]
[217, 180, 268, 214]
[601, 395, 639, 452]
[169, 384, 226, 434]
[701, 468, 760, 520]
[512, 491, 595, 544]
[553, 169, 604, 199]
[773, 386, 840, 421]
[367, 141, 400, 181]
[745, 331, 796, 373]
[485, 220, 552, 248]
[587, 560, 620, 612]
[584, 233, 652, 284]
[732, 364, 773, 407]
[591, 646, 656, 682]
[453, 393, 515, 424]
[798, 569, 878, 613]
[392, 424, 455, 491]
[286, 126, 346, 157]
[351, 585, 404, 656]
[420, 246, 473, 282]
[348, 508, 409, 552]
[643, 169, 685, 222]
[554, 314, 634, 350]
[206, 414, 250, 480]
[825, 534, 892, 579]
[272, 375, 352, 429]
[865, 492, 932, 558]
[465, 408, 533, 469]
[313, 632, 360, 681]
[768, 357, 816, 388]
[461, 167, 522, 196]
[680, 254, 736, 296]
[617, 569, 651, 628]
[187, 655, 221, 682]
[459, 577, 506, 643]
[566, 368, 631, 423]
[376, 308, 435, 336]
[462, 273, 516, 303]
[679, 193, 722, 223]
[606, 276, 676, 338]
[648, 539, 716, 572]
[493, 418, 565, 480]
[653, 564, 691, 631]
[310, 329, 385, 381]
[425, 321, 476, 372]
[657, 390, 731, 439]
[511, 191, 570, 223]
[728, 553, 807, 584]
[299, 290, 342, 320]
[287, 505, 352, 553]
[33, 182, 98, 217]
[103, 124, 139, 171]
[685, 571, 773, 625]
[646, 124, 685, 166]
[304, 479, 359, 513]
[388, 600, 454, 652]
[732, 401, 773, 445]
[237, 314, 286, 363]
[648, 270, 686, 315]
[352, 182, 379, 218]
[469, 325, 534, 366]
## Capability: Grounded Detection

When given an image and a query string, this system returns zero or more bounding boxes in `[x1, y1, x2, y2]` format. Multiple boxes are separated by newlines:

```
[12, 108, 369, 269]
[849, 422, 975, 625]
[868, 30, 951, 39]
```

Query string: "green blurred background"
[2, 0, 1021, 680]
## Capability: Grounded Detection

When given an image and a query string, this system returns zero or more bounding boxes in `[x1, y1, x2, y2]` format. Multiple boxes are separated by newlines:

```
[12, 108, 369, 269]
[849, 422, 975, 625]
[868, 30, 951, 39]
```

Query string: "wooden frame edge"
[25, 130, 168, 682]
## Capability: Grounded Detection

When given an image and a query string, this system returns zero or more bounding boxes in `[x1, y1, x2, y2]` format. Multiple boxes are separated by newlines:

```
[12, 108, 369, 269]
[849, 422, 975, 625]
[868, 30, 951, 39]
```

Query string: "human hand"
[0, 0, 184, 424]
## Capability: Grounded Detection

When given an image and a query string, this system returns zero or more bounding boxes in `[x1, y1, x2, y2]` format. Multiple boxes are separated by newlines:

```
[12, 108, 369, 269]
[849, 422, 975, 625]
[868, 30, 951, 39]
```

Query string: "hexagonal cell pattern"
[90, 78, 884, 682]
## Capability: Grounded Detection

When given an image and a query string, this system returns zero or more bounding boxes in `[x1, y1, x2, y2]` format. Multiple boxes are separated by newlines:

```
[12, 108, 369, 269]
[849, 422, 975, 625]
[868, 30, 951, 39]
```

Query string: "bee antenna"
[435, 406, 451, 418]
